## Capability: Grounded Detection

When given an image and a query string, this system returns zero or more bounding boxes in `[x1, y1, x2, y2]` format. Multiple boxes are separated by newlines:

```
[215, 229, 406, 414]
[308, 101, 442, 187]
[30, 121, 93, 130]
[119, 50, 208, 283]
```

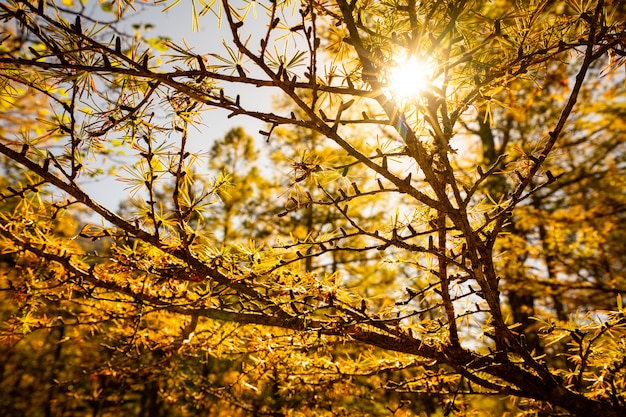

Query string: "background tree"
[1, 0, 626, 416]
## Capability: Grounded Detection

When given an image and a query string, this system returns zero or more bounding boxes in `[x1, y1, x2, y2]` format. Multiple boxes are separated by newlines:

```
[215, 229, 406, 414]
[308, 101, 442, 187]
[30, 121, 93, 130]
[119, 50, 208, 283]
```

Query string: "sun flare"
[387, 57, 433, 99]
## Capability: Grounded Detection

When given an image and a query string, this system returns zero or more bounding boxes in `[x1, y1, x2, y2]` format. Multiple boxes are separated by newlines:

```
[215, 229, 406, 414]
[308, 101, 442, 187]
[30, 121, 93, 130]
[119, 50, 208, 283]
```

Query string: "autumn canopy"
[1, 0, 626, 416]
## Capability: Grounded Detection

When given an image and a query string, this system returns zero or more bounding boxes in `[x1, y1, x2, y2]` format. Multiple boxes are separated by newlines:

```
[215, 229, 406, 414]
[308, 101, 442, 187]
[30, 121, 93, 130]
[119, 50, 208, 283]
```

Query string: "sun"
[386, 56, 433, 100]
